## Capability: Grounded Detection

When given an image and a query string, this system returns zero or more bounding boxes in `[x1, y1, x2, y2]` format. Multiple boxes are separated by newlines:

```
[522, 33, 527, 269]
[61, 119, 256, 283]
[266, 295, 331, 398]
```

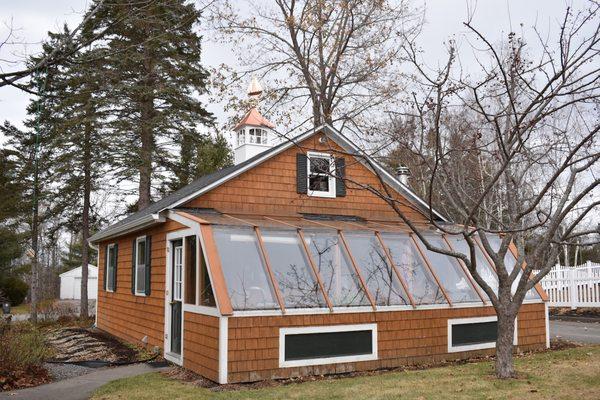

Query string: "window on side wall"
[134, 236, 147, 295]
[307, 152, 336, 198]
[105, 243, 117, 292]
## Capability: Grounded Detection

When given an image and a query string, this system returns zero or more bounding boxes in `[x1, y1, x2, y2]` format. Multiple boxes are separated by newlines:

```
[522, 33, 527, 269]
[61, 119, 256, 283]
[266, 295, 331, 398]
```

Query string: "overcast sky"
[0, 0, 580, 136]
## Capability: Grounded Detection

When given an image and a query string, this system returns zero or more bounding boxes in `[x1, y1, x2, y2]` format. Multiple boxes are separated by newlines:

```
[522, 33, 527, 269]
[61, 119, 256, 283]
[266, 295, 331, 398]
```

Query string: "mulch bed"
[0, 365, 51, 392]
[45, 327, 140, 363]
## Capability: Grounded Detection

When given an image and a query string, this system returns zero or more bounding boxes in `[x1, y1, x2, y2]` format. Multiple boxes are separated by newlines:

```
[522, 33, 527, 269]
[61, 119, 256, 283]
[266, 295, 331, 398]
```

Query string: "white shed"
[59, 265, 98, 300]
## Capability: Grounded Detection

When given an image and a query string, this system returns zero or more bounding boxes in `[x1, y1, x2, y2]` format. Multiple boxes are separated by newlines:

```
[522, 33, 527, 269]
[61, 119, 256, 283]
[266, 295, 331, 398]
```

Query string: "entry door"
[170, 240, 183, 355]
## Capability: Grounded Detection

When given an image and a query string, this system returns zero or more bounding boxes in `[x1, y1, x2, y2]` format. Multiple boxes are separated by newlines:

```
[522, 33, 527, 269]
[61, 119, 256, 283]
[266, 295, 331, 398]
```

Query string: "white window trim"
[105, 243, 116, 292]
[307, 151, 336, 198]
[134, 235, 147, 296]
[447, 316, 518, 353]
[279, 323, 378, 368]
[173, 244, 183, 302]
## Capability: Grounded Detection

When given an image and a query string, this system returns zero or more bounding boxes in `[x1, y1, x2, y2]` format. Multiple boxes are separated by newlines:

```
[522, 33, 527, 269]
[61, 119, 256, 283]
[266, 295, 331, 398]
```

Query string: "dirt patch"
[45, 327, 140, 363]
[0, 365, 51, 392]
[550, 338, 582, 351]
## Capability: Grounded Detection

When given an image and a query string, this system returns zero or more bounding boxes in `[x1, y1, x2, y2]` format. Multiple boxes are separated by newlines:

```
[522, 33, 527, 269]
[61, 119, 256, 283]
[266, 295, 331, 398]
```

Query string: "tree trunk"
[137, 42, 155, 211]
[495, 310, 516, 378]
[80, 102, 92, 319]
[30, 205, 39, 324]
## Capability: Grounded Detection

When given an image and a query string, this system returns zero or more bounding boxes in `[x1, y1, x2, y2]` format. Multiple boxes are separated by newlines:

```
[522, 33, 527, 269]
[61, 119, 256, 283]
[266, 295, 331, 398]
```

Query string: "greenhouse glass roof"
[182, 211, 542, 312]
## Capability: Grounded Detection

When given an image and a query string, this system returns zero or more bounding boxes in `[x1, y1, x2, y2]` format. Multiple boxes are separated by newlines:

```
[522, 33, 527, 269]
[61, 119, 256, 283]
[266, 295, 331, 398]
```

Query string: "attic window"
[249, 128, 267, 144]
[307, 152, 336, 198]
[237, 130, 246, 146]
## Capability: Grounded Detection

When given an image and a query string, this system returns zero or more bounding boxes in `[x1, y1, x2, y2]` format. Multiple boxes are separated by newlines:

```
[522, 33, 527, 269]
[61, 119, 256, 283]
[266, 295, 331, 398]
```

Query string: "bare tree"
[206, 0, 422, 132]
[364, 3, 600, 378]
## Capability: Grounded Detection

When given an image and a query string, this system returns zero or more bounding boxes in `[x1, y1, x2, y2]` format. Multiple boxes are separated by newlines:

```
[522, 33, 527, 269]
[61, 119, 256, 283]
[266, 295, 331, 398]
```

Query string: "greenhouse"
[179, 210, 542, 314]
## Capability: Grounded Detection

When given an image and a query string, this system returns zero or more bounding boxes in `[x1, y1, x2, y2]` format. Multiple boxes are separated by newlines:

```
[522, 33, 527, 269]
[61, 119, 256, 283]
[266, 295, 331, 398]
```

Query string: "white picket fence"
[540, 261, 600, 309]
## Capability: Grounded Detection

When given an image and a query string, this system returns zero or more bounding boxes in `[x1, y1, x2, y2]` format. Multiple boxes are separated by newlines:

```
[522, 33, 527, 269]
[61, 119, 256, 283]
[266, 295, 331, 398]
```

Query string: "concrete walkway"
[550, 319, 600, 344]
[0, 363, 168, 400]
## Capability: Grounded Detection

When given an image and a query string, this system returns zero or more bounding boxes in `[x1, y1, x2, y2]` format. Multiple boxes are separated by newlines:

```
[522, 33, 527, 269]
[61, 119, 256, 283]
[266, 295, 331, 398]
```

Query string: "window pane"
[136, 264, 146, 293]
[309, 175, 329, 192]
[449, 237, 498, 297]
[184, 236, 196, 304]
[199, 246, 216, 307]
[382, 234, 446, 305]
[213, 226, 279, 310]
[345, 232, 410, 306]
[137, 239, 146, 265]
[309, 157, 330, 174]
[303, 230, 370, 307]
[486, 236, 540, 299]
[419, 236, 480, 303]
[262, 230, 327, 308]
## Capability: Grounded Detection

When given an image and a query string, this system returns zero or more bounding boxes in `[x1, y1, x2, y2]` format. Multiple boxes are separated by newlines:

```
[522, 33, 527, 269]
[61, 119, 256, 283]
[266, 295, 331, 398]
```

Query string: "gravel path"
[44, 363, 94, 381]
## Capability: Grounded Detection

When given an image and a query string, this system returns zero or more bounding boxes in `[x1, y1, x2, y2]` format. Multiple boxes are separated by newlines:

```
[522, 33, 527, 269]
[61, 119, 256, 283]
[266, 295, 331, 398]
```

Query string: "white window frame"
[279, 323, 377, 368]
[307, 151, 336, 198]
[134, 235, 147, 296]
[447, 316, 518, 353]
[249, 128, 267, 145]
[173, 243, 183, 302]
[237, 129, 246, 146]
[105, 243, 116, 292]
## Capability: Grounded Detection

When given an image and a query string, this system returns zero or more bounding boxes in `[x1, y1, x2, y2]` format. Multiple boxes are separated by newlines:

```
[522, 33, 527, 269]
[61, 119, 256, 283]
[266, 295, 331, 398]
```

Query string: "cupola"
[234, 77, 275, 164]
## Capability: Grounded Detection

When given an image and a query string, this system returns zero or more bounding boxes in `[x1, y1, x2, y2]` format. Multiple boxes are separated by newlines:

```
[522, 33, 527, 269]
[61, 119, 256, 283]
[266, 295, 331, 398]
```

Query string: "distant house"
[59, 265, 98, 300]
[89, 85, 548, 384]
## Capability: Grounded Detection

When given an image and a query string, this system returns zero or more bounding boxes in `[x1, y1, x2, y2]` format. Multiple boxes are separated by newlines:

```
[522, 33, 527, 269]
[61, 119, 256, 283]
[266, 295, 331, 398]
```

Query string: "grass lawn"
[92, 345, 600, 400]
[9, 303, 29, 315]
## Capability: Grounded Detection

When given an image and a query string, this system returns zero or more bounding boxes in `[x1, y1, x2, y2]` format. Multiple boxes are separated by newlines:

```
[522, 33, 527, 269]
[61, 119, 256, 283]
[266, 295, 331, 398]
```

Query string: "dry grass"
[92, 345, 600, 400]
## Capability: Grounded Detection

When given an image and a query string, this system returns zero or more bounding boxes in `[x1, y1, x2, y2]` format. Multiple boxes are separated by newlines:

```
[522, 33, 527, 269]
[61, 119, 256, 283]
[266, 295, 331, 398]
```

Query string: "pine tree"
[83, 0, 215, 210]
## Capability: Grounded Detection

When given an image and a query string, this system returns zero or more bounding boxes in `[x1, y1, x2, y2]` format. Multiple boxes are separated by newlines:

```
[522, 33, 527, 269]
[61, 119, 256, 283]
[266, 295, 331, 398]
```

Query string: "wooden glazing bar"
[409, 233, 453, 306]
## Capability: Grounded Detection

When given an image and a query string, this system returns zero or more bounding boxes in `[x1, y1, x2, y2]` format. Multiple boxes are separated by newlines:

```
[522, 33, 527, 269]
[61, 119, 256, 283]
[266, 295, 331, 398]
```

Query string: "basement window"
[307, 152, 336, 198]
[279, 324, 377, 368]
[447, 316, 517, 352]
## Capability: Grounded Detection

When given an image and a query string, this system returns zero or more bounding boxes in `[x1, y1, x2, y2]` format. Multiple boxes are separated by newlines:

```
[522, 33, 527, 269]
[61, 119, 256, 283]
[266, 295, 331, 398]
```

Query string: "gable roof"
[89, 124, 447, 244]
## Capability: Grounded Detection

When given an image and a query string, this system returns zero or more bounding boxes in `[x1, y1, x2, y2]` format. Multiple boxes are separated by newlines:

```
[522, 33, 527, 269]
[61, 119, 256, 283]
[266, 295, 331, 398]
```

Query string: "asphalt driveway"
[550, 319, 600, 344]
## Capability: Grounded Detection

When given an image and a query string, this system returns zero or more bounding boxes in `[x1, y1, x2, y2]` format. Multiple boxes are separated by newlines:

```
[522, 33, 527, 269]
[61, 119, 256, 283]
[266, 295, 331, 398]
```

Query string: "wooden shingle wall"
[183, 134, 427, 222]
[183, 312, 220, 382]
[96, 220, 186, 349]
[227, 303, 546, 383]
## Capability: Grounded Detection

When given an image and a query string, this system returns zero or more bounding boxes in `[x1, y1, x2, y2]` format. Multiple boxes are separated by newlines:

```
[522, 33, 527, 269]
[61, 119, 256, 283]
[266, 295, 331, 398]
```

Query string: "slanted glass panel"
[303, 230, 370, 307]
[212, 226, 279, 310]
[261, 229, 327, 308]
[486, 236, 540, 299]
[419, 236, 481, 303]
[381, 234, 446, 305]
[344, 232, 410, 306]
[449, 237, 498, 297]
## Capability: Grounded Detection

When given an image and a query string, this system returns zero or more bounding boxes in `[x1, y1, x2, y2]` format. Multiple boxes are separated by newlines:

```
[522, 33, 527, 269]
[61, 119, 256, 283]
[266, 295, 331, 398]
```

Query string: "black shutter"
[131, 239, 136, 294]
[103, 245, 108, 291]
[335, 157, 346, 197]
[113, 244, 118, 291]
[145, 236, 152, 296]
[297, 153, 308, 194]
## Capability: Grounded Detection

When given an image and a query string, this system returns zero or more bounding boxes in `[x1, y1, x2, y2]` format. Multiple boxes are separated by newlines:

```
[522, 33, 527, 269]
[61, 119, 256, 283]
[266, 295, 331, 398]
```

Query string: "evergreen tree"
[83, 0, 215, 210]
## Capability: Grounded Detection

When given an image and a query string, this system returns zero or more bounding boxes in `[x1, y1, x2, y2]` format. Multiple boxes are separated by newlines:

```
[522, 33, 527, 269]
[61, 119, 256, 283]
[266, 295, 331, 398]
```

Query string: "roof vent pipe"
[396, 165, 410, 186]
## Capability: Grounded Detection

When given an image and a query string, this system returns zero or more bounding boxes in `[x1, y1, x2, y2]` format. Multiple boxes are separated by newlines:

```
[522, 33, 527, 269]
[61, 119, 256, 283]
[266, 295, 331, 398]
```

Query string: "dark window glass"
[184, 236, 197, 304]
[285, 330, 372, 361]
[452, 321, 497, 346]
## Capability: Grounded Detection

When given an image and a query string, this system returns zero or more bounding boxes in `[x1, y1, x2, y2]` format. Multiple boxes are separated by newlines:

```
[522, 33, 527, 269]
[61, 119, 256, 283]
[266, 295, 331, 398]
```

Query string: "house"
[89, 90, 549, 384]
[59, 265, 98, 300]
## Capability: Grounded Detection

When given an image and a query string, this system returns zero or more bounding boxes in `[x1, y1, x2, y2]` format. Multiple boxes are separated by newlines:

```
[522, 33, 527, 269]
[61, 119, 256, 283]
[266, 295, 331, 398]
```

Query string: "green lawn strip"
[92, 346, 600, 400]
[9, 303, 29, 315]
